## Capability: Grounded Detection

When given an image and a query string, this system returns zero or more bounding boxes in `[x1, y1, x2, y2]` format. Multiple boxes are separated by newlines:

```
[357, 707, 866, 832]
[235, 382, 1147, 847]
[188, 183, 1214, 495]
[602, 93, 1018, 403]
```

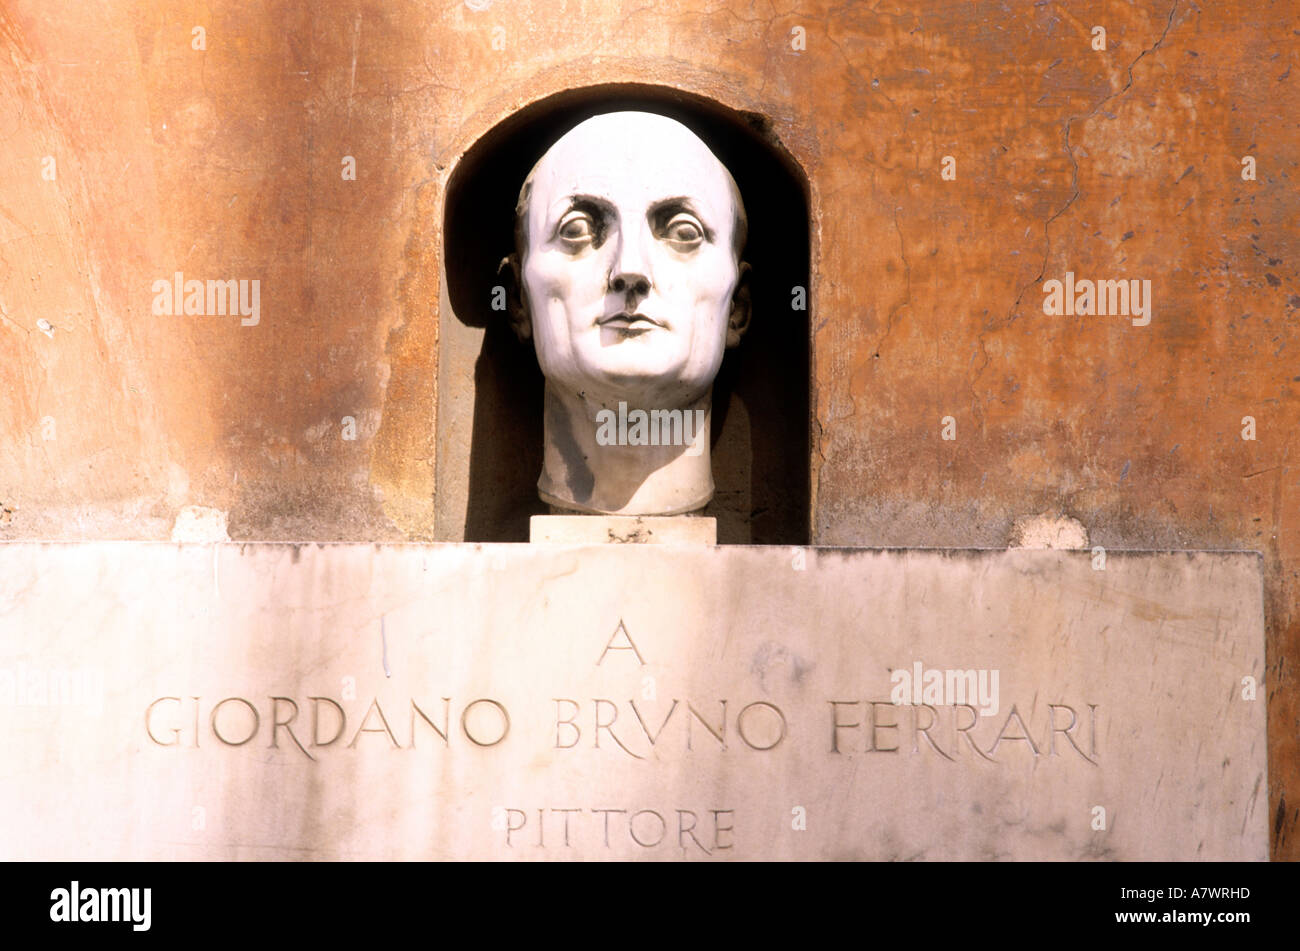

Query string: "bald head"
[504, 109, 753, 418]
[501, 111, 755, 515]
[513, 112, 747, 267]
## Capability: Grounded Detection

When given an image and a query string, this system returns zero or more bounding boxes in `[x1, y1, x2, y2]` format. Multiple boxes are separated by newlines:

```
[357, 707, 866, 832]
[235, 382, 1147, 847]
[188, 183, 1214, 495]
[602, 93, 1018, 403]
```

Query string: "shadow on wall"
[443, 84, 811, 544]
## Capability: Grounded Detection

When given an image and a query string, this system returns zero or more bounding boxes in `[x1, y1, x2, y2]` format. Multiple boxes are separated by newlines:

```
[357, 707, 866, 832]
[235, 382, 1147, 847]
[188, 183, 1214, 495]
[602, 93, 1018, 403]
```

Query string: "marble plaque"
[0, 542, 1267, 860]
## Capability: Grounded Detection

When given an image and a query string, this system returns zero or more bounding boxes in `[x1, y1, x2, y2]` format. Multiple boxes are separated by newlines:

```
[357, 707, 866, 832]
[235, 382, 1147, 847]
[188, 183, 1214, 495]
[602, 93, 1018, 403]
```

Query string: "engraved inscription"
[501, 806, 735, 854]
[828, 700, 1099, 763]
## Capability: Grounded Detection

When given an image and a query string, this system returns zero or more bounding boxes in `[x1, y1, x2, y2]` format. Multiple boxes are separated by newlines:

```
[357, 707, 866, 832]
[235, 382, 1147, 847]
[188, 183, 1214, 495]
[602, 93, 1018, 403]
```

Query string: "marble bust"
[500, 111, 751, 516]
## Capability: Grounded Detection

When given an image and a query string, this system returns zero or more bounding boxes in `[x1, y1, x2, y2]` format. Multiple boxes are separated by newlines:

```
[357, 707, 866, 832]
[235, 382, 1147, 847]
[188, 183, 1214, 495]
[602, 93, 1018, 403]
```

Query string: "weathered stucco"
[0, 1, 1296, 856]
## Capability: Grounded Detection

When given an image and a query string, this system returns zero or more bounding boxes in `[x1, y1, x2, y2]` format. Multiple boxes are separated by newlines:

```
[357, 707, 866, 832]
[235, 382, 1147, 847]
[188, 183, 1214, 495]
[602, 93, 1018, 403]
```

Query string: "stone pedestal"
[530, 515, 716, 545]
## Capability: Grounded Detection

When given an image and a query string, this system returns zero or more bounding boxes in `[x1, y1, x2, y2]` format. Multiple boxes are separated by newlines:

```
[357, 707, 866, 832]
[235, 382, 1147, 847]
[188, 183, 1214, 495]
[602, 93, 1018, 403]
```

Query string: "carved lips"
[597, 312, 665, 333]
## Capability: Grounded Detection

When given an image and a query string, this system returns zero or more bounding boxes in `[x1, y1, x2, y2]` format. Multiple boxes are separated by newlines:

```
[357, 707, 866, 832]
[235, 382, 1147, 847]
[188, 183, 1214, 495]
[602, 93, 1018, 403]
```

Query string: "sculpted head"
[504, 111, 750, 409]
[500, 111, 750, 515]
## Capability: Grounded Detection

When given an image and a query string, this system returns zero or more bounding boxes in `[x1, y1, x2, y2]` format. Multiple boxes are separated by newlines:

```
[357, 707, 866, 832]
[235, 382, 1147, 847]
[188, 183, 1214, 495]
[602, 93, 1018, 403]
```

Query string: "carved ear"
[726, 261, 752, 348]
[497, 253, 531, 342]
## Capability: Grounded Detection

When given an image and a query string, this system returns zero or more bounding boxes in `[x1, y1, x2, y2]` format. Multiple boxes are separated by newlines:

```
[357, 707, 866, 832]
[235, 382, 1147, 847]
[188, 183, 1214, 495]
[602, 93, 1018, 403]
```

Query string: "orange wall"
[0, 1, 1295, 856]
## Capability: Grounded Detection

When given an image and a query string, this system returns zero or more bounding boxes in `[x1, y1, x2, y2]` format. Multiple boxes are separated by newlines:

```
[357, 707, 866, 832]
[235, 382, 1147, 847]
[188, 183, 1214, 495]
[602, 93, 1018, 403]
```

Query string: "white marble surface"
[508, 112, 750, 515]
[530, 515, 716, 544]
[0, 542, 1267, 860]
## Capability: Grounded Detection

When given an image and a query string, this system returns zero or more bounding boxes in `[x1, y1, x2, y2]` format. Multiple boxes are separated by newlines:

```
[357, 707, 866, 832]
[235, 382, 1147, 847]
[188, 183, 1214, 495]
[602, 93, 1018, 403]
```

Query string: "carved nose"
[610, 272, 650, 295]
[609, 229, 652, 297]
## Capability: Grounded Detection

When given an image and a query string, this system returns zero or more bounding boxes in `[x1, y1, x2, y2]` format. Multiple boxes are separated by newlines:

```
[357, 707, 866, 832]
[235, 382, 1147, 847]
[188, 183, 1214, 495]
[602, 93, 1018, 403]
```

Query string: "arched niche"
[438, 83, 811, 544]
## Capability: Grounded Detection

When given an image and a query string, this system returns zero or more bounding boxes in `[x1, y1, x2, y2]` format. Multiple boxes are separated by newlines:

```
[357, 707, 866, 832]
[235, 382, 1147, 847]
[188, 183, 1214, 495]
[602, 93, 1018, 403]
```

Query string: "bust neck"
[537, 382, 713, 515]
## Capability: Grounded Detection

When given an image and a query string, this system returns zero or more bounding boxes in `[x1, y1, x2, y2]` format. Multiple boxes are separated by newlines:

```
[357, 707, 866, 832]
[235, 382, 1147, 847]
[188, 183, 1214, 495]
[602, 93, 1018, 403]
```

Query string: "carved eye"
[663, 215, 704, 247]
[558, 212, 596, 244]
